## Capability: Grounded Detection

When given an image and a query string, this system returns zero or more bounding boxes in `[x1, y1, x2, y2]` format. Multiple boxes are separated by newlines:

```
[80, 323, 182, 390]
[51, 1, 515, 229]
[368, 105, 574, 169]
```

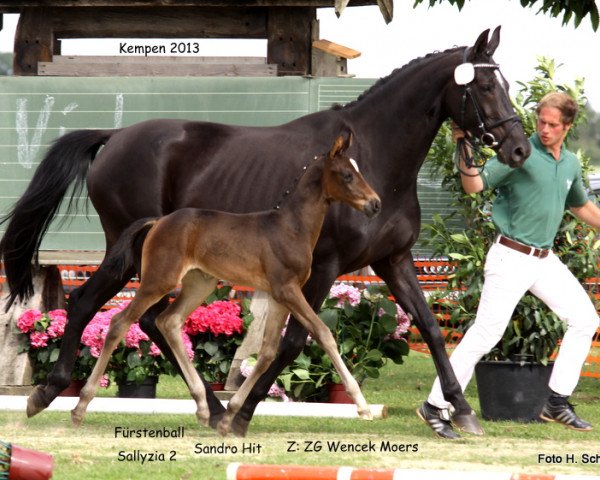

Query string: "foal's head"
[323, 133, 381, 218]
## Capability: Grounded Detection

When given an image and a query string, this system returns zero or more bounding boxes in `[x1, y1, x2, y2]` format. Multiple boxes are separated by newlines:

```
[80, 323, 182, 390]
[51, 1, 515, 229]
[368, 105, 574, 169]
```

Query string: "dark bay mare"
[71, 133, 381, 435]
[0, 27, 530, 436]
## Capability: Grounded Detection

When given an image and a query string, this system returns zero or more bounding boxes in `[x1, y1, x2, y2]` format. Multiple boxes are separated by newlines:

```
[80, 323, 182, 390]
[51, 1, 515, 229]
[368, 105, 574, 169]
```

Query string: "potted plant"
[80, 304, 169, 398]
[183, 286, 253, 389]
[16, 308, 100, 395]
[277, 283, 410, 402]
[424, 57, 598, 421]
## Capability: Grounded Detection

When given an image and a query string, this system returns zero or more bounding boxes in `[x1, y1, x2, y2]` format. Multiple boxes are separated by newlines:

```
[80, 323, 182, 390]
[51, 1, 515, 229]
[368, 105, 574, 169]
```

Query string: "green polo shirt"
[481, 133, 588, 249]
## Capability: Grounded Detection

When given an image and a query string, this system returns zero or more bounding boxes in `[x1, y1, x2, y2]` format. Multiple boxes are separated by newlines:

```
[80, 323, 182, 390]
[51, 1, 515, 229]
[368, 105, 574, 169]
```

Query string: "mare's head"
[323, 133, 381, 218]
[445, 26, 531, 167]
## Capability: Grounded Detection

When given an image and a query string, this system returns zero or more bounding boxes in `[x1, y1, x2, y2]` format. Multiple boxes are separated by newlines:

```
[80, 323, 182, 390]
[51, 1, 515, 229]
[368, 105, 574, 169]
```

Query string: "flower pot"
[117, 376, 158, 398]
[475, 360, 553, 422]
[327, 383, 353, 404]
[58, 379, 86, 397]
[8, 444, 54, 480]
[210, 382, 225, 391]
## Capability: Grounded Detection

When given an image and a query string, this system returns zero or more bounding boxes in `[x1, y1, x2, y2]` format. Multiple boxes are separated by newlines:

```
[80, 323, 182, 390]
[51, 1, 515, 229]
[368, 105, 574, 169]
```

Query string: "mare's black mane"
[333, 46, 465, 111]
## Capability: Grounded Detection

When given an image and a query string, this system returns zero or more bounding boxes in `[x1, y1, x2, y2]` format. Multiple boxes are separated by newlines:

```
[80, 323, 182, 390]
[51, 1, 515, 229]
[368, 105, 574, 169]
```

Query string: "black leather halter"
[456, 48, 522, 174]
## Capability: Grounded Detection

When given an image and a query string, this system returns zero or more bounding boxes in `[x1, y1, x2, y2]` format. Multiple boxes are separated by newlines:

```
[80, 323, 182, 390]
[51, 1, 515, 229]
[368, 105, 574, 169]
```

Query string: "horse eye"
[480, 83, 494, 94]
[342, 171, 354, 183]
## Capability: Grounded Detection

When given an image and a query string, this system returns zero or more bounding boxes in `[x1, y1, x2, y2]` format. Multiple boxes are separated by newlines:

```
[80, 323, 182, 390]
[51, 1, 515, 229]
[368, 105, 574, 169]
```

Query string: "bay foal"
[70, 133, 381, 435]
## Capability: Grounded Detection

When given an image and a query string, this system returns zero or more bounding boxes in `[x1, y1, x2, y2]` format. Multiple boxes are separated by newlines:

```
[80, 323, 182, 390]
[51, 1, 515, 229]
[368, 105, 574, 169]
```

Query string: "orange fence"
[1, 258, 599, 377]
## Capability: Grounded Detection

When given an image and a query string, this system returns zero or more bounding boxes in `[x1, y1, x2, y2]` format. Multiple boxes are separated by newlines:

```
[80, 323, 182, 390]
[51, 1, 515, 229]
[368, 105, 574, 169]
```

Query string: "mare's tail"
[104, 218, 158, 281]
[0, 129, 115, 309]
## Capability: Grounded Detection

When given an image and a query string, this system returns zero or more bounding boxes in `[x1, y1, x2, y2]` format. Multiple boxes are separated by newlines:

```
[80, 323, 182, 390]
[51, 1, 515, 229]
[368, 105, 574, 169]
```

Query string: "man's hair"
[536, 92, 578, 125]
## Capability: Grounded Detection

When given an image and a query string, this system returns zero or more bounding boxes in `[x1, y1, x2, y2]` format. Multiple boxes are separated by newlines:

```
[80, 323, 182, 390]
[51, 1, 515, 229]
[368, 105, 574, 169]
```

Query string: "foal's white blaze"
[349, 158, 360, 173]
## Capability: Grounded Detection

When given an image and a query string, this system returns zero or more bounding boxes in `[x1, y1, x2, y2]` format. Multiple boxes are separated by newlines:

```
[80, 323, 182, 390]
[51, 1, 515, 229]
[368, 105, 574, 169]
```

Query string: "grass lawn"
[1, 352, 599, 479]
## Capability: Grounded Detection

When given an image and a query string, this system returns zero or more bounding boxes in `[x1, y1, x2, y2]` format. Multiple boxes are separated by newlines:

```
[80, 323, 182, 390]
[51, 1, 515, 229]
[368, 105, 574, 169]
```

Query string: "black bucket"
[117, 376, 158, 399]
[475, 360, 553, 422]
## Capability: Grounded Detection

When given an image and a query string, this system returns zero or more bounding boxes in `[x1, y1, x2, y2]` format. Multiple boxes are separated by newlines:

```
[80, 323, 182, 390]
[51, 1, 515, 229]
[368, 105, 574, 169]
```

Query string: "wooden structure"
[0, 1, 387, 77]
[312, 39, 360, 77]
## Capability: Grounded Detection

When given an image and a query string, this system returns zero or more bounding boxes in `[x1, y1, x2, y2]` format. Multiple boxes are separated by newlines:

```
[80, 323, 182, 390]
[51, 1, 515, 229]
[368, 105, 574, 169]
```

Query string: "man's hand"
[451, 121, 466, 143]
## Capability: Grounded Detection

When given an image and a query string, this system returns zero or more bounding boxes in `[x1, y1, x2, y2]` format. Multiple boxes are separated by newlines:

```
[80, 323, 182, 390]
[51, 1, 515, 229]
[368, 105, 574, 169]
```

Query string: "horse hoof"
[26, 385, 51, 418]
[70, 409, 84, 428]
[196, 413, 210, 428]
[229, 416, 249, 438]
[208, 411, 225, 430]
[216, 419, 230, 437]
[452, 410, 484, 435]
[358, 408, 373, 421]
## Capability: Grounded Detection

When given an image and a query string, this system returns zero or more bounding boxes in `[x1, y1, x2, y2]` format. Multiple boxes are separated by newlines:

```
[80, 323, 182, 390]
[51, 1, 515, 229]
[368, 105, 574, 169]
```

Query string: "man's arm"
[452, 124, 485, 194]
[570, 200, 600, 229]
[458, 159, 485, 194]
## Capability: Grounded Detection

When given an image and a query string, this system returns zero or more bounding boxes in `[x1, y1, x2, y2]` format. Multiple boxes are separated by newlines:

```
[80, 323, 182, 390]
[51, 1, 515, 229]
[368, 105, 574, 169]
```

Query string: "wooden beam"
[267, 7, 315, 76]
[49, 55, 268, 64]
[13, 7, 54, 75]
[312, 39, 360, 59]
[52, 7, 268, 39]
[38, 57, 277, 76]
[0, 1, 379, 13]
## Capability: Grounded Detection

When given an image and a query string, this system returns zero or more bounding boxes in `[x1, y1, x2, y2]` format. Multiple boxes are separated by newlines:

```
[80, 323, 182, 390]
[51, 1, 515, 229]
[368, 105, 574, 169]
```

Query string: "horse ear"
[468, 28, 490, 61]
[486, 26, 501, 56]
[329, 135, 345, 159]
[344, 131, 353, 150]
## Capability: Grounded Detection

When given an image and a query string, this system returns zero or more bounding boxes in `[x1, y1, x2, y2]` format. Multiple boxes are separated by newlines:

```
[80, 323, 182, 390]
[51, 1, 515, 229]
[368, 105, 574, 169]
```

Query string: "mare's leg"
[154, 270, 218, 427]
[276, 284, 372, 420]
[71, 293, 159, 426]
[217, 295, 289, 436]
[371, 255, 481, 431]
[27, 263, 133, 417]
[229, 266, 339, 436]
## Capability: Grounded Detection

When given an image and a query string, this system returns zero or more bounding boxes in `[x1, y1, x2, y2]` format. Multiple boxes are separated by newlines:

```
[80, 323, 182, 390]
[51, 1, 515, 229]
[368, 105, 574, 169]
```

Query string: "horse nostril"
[512, 144, 530, 167]
[367, 198, 382, 217]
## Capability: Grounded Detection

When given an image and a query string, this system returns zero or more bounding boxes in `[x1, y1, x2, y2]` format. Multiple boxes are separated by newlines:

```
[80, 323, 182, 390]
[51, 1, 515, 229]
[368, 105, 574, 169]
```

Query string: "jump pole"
[0, 396, 387, 419]
[226, 464, 600, 480]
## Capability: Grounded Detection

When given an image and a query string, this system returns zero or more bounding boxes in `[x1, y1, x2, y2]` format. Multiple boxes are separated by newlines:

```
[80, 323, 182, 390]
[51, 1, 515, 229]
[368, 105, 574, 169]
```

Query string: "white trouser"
[428, 240, 599, 409]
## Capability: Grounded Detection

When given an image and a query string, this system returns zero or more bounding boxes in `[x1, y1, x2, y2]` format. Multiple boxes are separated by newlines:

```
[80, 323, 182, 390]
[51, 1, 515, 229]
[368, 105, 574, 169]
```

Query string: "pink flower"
[29, 330, 49, 348]
[268, 383, 290, 402]
[99, 375, 110, 388]
[181, 332, 194, 361]
[124, 323, 150, 349]
[329, 284, 361, 308]
[81, 310, 112, 358]
[391, 305, 411, 340]
[149, 342, 162, 357]
[239, 358, 254, 378]
[17, 309, 42, 333]
[47, 310, 67, 338]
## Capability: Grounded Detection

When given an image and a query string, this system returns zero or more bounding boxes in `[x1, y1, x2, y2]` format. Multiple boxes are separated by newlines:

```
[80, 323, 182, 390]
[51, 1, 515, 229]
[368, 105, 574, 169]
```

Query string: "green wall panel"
[0, 76, 455, 255]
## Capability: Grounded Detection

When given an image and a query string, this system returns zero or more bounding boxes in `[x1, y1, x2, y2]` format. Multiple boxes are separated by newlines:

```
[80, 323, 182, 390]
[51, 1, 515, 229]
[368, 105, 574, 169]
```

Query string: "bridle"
[454, 48, 521, 175]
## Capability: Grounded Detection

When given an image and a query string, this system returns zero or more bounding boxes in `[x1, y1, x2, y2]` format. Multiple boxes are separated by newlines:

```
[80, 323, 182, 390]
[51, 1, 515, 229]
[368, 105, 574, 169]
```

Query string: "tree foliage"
[415, 0, 599, 31]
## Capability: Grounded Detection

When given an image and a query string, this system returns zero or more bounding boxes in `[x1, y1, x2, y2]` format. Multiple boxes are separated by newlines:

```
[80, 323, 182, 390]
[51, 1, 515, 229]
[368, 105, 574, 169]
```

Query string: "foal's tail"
[0, 129, 115, 309]
[104, 218, 158, 281]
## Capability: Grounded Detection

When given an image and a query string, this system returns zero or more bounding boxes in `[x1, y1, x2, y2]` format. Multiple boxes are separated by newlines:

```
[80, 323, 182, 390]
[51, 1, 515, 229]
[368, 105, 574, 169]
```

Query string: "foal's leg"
[278, 284, 372, 420]
[228, 265, 339, 437]
[217, 295, 289, 436]
[71, 295, 158, 426]
[155, 270, 218, 427]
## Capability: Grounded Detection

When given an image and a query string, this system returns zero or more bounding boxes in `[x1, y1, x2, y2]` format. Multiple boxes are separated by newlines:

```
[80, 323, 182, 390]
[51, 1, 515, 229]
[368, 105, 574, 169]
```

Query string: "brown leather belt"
[497, 235, 550, 259]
